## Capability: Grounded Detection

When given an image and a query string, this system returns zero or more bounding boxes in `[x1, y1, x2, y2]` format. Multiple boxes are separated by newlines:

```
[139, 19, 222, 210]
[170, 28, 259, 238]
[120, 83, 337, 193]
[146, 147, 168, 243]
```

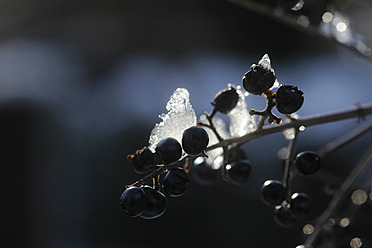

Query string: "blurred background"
[2, 0, 372, 247]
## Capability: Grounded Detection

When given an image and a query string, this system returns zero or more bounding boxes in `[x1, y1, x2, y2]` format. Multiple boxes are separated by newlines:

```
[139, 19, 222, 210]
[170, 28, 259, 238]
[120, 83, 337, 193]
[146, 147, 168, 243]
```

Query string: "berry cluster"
[121, 54, 306, 220]
[260, 151, 320, 227]
[121, 126, 208, 219]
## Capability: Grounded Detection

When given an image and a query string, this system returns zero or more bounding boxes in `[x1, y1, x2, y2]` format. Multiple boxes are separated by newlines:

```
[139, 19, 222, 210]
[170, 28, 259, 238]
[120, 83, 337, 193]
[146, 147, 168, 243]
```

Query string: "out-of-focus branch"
[227, 0, 372, 61]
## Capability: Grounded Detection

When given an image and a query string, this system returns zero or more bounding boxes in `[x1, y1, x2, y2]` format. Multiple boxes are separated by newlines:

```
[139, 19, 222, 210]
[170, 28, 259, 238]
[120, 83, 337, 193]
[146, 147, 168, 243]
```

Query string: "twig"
[317, 118, 372, 158]
[304, 143, 372, 246]
[227, 0, 372, 61]
[282, 130, 300, 200]
[206, 102, 372, 151]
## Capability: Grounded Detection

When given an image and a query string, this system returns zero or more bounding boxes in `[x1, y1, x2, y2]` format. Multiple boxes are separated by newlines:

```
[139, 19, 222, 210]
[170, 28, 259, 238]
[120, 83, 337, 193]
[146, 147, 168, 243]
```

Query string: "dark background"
[1, 0, 372, 247]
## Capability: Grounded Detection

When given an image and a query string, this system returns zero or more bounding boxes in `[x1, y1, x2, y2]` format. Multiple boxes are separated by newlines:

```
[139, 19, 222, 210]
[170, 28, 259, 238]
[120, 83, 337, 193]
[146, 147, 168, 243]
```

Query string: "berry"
[191, 157, 219, 186]
[127, 147, 155, 174]
[211, 87, 239, 114]
[182, 126, 209, 155]
[242, 64, 276, 95]
[156, 137, 182, 164]
[260, 180, 286, 207]
[274, 205, 298, 228]
[275, 85, 304, 114]
[163, 167, 190, 197]
[226, 160, 251, 185]
[288, 192, 312, 219]
[120, 186, 145, 217]
[140, 186, 167, 219]
[295, 151, 321, 175]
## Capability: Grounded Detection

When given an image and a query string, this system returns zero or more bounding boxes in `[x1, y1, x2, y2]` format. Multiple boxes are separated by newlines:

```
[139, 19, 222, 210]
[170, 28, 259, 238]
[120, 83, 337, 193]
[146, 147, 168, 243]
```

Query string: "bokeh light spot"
[350, 237, 362, 248]
[303, 224, 314, 235]
[322, 12, 333, 23]
[351, 189, 367, 205]
[340, 217, 350, 228]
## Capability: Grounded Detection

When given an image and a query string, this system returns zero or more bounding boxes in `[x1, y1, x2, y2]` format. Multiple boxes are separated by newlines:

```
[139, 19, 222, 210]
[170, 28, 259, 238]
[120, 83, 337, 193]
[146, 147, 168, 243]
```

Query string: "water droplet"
[339, 217, 350, 228]
[303, 224, 314, 235]
[336, 22, 348, 32]
[299, 126, 306, 132]
[351, 189, 367, 205]
[322, 12, 333, 23]
[291, 0, 304, 11]
[350, 237, 362, 248]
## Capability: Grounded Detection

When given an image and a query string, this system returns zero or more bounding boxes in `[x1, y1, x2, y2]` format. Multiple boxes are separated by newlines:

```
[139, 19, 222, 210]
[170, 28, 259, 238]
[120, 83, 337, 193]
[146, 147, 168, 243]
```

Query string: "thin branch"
[227, 0, 372, 61]
[304, 143, 372, 246]
[282, 130, 300, 200]
[206, 102, 372, 151]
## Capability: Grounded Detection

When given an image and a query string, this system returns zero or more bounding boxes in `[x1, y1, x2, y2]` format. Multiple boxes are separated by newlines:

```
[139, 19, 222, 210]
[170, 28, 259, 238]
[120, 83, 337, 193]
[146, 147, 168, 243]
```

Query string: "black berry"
[295, 151, 321, 175]
[120, 186, 145, 217]
[182, 126, 209, 155]
[191, 157, 219, 186]
[140, 186, 167, 219]
[226, 160, 252, 185]
[211, 87, 239, 114]
[288, 192, 312, 219]
[242, 64, 276, 95]
[260, 180, 286, 207]
[163, 167, 190, 197]
[156, 137, 182, 164]
[127, 147, 156, 174]
[275, 85, 304, 114]
[274, 205, 298, 228]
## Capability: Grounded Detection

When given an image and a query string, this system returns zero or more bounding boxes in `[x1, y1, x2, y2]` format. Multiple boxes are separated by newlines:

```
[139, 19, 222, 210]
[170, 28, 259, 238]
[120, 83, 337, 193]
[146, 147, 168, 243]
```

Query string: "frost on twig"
[148, 88, 197, 152]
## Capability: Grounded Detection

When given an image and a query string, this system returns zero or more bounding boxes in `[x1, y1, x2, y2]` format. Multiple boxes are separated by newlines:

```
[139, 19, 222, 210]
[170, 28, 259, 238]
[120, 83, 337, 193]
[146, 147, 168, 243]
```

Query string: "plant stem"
[282, 130, 299, 200]
[199, 108, 224, 142]
[304, 143, 372, 246]
[206, 102, 372, 151]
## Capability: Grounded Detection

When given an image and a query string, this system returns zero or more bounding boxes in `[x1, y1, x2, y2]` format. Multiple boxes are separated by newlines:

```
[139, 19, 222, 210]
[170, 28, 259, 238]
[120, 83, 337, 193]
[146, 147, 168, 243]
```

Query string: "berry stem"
[282, 129, 299, 200]
[206, 102, 372, 152]
[222, 146, 230, 182]
[305, 143, 372, 246]
[250, 90, 282, 128]
[199, 109, 224, 142]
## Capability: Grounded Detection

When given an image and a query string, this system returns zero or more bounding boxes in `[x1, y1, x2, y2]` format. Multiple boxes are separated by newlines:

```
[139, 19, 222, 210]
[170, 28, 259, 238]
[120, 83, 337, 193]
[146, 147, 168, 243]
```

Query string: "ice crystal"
[148, 88, 197, 151]
[228, 85, 257, 137]
[258, 54, 271, 70]
[199, 115, 230, 161]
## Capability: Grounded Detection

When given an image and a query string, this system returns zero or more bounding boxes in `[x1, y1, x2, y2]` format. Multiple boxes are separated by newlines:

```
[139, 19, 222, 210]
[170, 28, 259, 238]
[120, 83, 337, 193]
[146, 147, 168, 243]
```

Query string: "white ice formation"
[148, 88, 197, 152]
[228, 85, 257, 137]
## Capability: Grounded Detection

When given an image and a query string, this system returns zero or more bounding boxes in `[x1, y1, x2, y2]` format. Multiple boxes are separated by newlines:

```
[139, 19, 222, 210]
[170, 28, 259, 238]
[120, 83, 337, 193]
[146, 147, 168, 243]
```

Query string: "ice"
[199, 114, 230, 161]
[291, 0, 304, 11]
[258, 54, 271, 70]
[148, 88, 197, 151]
[282, 113, 299, 140]
[228, 85, 257, 137]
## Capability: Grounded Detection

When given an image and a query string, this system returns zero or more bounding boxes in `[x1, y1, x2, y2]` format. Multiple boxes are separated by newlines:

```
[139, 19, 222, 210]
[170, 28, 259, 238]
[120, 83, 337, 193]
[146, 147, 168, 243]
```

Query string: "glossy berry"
[242, 64, 276, 95]
[140, 186, 167, 219]
[191, 157, 219, 186]
[289, 192, 312, 219]
[156, 137, 182, 164]
[275, 85, 304, 114]
[127, 147, 155, 174]
[226, 160, 252, 185]
[182, 126, 209, 155]
[120, 186, 145, 217]
[163, 167, 190, 197]
[295, 151, 321, 175]
[211, 87, 239, 114]
[260, 180, 286, 207]
[274, 206, 298, 228]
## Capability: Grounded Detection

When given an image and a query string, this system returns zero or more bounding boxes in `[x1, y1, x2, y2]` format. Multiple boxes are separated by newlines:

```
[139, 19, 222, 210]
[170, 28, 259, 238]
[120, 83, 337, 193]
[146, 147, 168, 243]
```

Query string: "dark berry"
[274, 205, 298, 228]
[182, 126, 209, 155]
[275, 85, 304, 114]
[191, 157, 219, 186]
[289, 192, 312, 219]
[242, 64, 276, 95]
[156, 137, 182, 164]
[211, 87, 239, 114]
[140, 186, 167, 219]
[295, 151, 321, 175]
[260, 180, 286, 207]
[127, 147, 156, 174]
[226, 160, 251, 185]
[163, 167, 190, 197]
[120, 186, 145, 217]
